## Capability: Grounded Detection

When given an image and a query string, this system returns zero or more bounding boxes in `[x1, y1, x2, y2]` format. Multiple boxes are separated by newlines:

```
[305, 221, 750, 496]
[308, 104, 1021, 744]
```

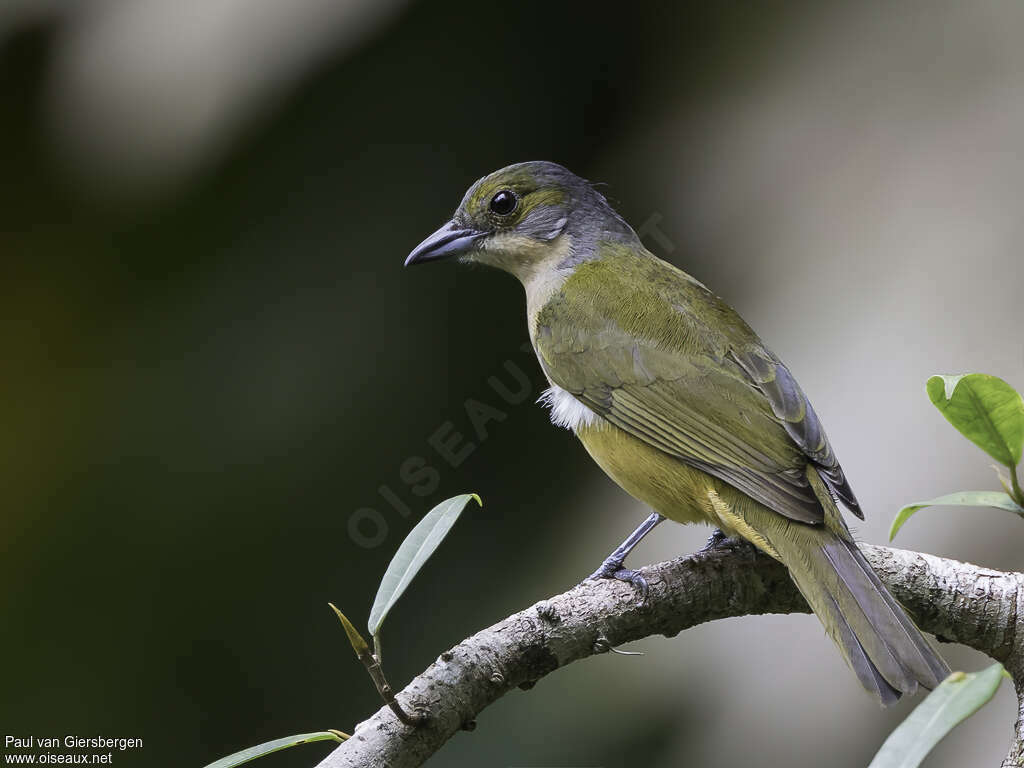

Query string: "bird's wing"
[728, 344, 860, 516]
[534, 251, 861, 524]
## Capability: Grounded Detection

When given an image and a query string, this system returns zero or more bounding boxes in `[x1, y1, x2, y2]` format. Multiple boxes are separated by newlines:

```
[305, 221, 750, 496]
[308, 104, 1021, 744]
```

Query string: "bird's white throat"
[538, 385, 602, 431]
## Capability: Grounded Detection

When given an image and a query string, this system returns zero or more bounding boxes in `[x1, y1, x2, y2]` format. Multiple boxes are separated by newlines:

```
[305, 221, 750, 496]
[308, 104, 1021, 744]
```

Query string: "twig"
[328, 603, 425, 727]
[317, 545, 1024, 768]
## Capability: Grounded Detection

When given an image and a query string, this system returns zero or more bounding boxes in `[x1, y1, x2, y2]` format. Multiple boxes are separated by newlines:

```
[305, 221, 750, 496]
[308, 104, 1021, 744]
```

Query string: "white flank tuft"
[538, 385, 602, 431]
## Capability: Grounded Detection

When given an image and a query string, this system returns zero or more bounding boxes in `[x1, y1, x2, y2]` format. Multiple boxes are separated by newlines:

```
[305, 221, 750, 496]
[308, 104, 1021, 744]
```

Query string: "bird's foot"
[584, 512, 663, 605]
[697, 528, 759, 561]
[586, 556, 649, 604]
[699, 528, 730, 553]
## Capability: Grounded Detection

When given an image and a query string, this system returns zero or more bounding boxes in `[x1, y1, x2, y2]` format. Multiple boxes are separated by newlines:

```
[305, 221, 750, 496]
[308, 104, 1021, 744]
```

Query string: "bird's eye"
[489, 190, 518, 216]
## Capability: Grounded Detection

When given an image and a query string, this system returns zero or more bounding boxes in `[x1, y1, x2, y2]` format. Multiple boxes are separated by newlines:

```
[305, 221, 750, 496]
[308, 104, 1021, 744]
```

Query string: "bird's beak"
[404, 221, 485, 267]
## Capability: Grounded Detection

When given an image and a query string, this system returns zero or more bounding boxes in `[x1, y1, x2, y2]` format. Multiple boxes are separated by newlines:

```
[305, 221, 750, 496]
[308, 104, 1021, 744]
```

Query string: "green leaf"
[368, 493, 481, 636]
[202, 731, 345, 768]
[890, 491, 1024, 540]
[927, 374, 1024, 467]
[867, 664, 1004, 768]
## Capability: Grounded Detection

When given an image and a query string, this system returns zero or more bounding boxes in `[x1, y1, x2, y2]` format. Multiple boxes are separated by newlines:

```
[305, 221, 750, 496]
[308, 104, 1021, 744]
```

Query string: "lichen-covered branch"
[314, 544, 1024, 768]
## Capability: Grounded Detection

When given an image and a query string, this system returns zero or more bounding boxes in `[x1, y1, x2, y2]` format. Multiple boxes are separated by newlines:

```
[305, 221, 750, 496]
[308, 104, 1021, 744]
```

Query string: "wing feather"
[534, 250, 863, 523]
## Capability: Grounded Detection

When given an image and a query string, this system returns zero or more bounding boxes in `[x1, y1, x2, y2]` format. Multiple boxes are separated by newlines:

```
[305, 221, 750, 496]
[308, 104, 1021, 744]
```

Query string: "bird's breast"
[574, 419, 718, 527]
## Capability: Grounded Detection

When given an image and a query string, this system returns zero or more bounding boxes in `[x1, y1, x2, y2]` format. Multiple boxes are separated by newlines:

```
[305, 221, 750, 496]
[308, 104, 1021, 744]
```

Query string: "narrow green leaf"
[202, 731, 344, 768]
[867, 664, 1004, 768]
[890, 491, 1024, 540]
[329, 603, 371, 659]
[368, 493, 481, 636]
[927, 374, 1024, 467]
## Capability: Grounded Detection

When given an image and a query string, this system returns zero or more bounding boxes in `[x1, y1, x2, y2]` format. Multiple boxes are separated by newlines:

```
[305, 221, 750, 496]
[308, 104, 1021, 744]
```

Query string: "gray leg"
[587, 512, 665, 601]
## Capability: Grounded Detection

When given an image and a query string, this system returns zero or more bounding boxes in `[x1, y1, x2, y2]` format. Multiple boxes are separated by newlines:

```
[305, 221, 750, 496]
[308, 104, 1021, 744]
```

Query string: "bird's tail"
[738, 473, 950, 705]
[789, 531, 949, 705]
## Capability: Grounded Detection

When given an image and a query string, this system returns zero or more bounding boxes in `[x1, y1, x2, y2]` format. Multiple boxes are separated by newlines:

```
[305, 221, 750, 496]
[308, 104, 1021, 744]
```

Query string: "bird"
[404, 160, 948, 705]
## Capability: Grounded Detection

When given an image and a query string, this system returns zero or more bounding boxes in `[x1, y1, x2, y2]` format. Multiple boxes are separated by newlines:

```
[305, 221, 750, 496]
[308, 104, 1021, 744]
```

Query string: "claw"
[697, 528, 760, 561]
[588, 559, 650, 604]
[699, 528, 730, 553]
[613, 568, 650, 603]
[585, 512, 664, 605]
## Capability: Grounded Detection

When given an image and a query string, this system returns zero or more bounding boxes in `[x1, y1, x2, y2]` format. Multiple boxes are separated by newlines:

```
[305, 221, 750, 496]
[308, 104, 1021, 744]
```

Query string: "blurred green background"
[2, 1, 1023, 766]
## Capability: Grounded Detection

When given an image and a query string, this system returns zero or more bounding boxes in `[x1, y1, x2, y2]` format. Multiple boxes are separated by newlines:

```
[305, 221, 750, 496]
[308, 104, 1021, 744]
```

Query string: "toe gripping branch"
[587, 512, 665, 603]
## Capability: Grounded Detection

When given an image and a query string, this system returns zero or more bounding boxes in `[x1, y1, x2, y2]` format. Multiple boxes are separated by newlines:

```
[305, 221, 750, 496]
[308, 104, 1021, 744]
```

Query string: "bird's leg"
[587, 512, 665, 602]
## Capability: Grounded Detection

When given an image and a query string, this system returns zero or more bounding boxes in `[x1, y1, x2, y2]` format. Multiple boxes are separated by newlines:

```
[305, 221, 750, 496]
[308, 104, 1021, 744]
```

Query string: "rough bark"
[314, 544, 1024, 768]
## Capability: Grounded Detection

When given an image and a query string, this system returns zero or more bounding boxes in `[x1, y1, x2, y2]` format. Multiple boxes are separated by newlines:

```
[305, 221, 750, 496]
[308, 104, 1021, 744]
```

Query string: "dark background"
[2, 1, 1023, 766]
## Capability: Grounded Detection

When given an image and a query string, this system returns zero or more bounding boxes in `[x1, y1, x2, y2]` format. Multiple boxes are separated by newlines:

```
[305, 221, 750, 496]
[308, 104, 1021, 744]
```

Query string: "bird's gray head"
[404, 161, 636, 279]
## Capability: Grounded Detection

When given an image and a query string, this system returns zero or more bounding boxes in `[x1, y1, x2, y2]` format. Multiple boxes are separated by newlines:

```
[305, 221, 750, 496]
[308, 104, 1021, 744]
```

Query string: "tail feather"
[822, 591, 902, 706]
[841, 539, 950, 686]
[709, 471, 950, 705]
[818, 536, 948, 698]
[818, 541, 917, 695]
[799, 467, 948, 703]
[747, 499, 949, 704]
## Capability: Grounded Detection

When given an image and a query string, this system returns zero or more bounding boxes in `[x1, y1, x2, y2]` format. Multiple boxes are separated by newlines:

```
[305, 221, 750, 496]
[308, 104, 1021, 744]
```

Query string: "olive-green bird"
[405, 161, 948, 704]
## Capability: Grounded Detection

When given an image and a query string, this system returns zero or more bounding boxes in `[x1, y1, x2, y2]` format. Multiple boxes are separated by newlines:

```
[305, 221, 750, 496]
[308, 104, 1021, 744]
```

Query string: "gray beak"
[404, 221, 485, 266]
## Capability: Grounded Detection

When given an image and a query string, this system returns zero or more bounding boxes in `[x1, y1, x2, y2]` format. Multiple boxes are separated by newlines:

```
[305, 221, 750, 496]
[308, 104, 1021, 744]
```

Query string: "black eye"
[489, 190, 518, 216]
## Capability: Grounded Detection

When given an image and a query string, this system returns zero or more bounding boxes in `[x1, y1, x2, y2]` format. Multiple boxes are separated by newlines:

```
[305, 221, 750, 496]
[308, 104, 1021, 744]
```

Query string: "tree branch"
[315, 544, 1024, 768]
